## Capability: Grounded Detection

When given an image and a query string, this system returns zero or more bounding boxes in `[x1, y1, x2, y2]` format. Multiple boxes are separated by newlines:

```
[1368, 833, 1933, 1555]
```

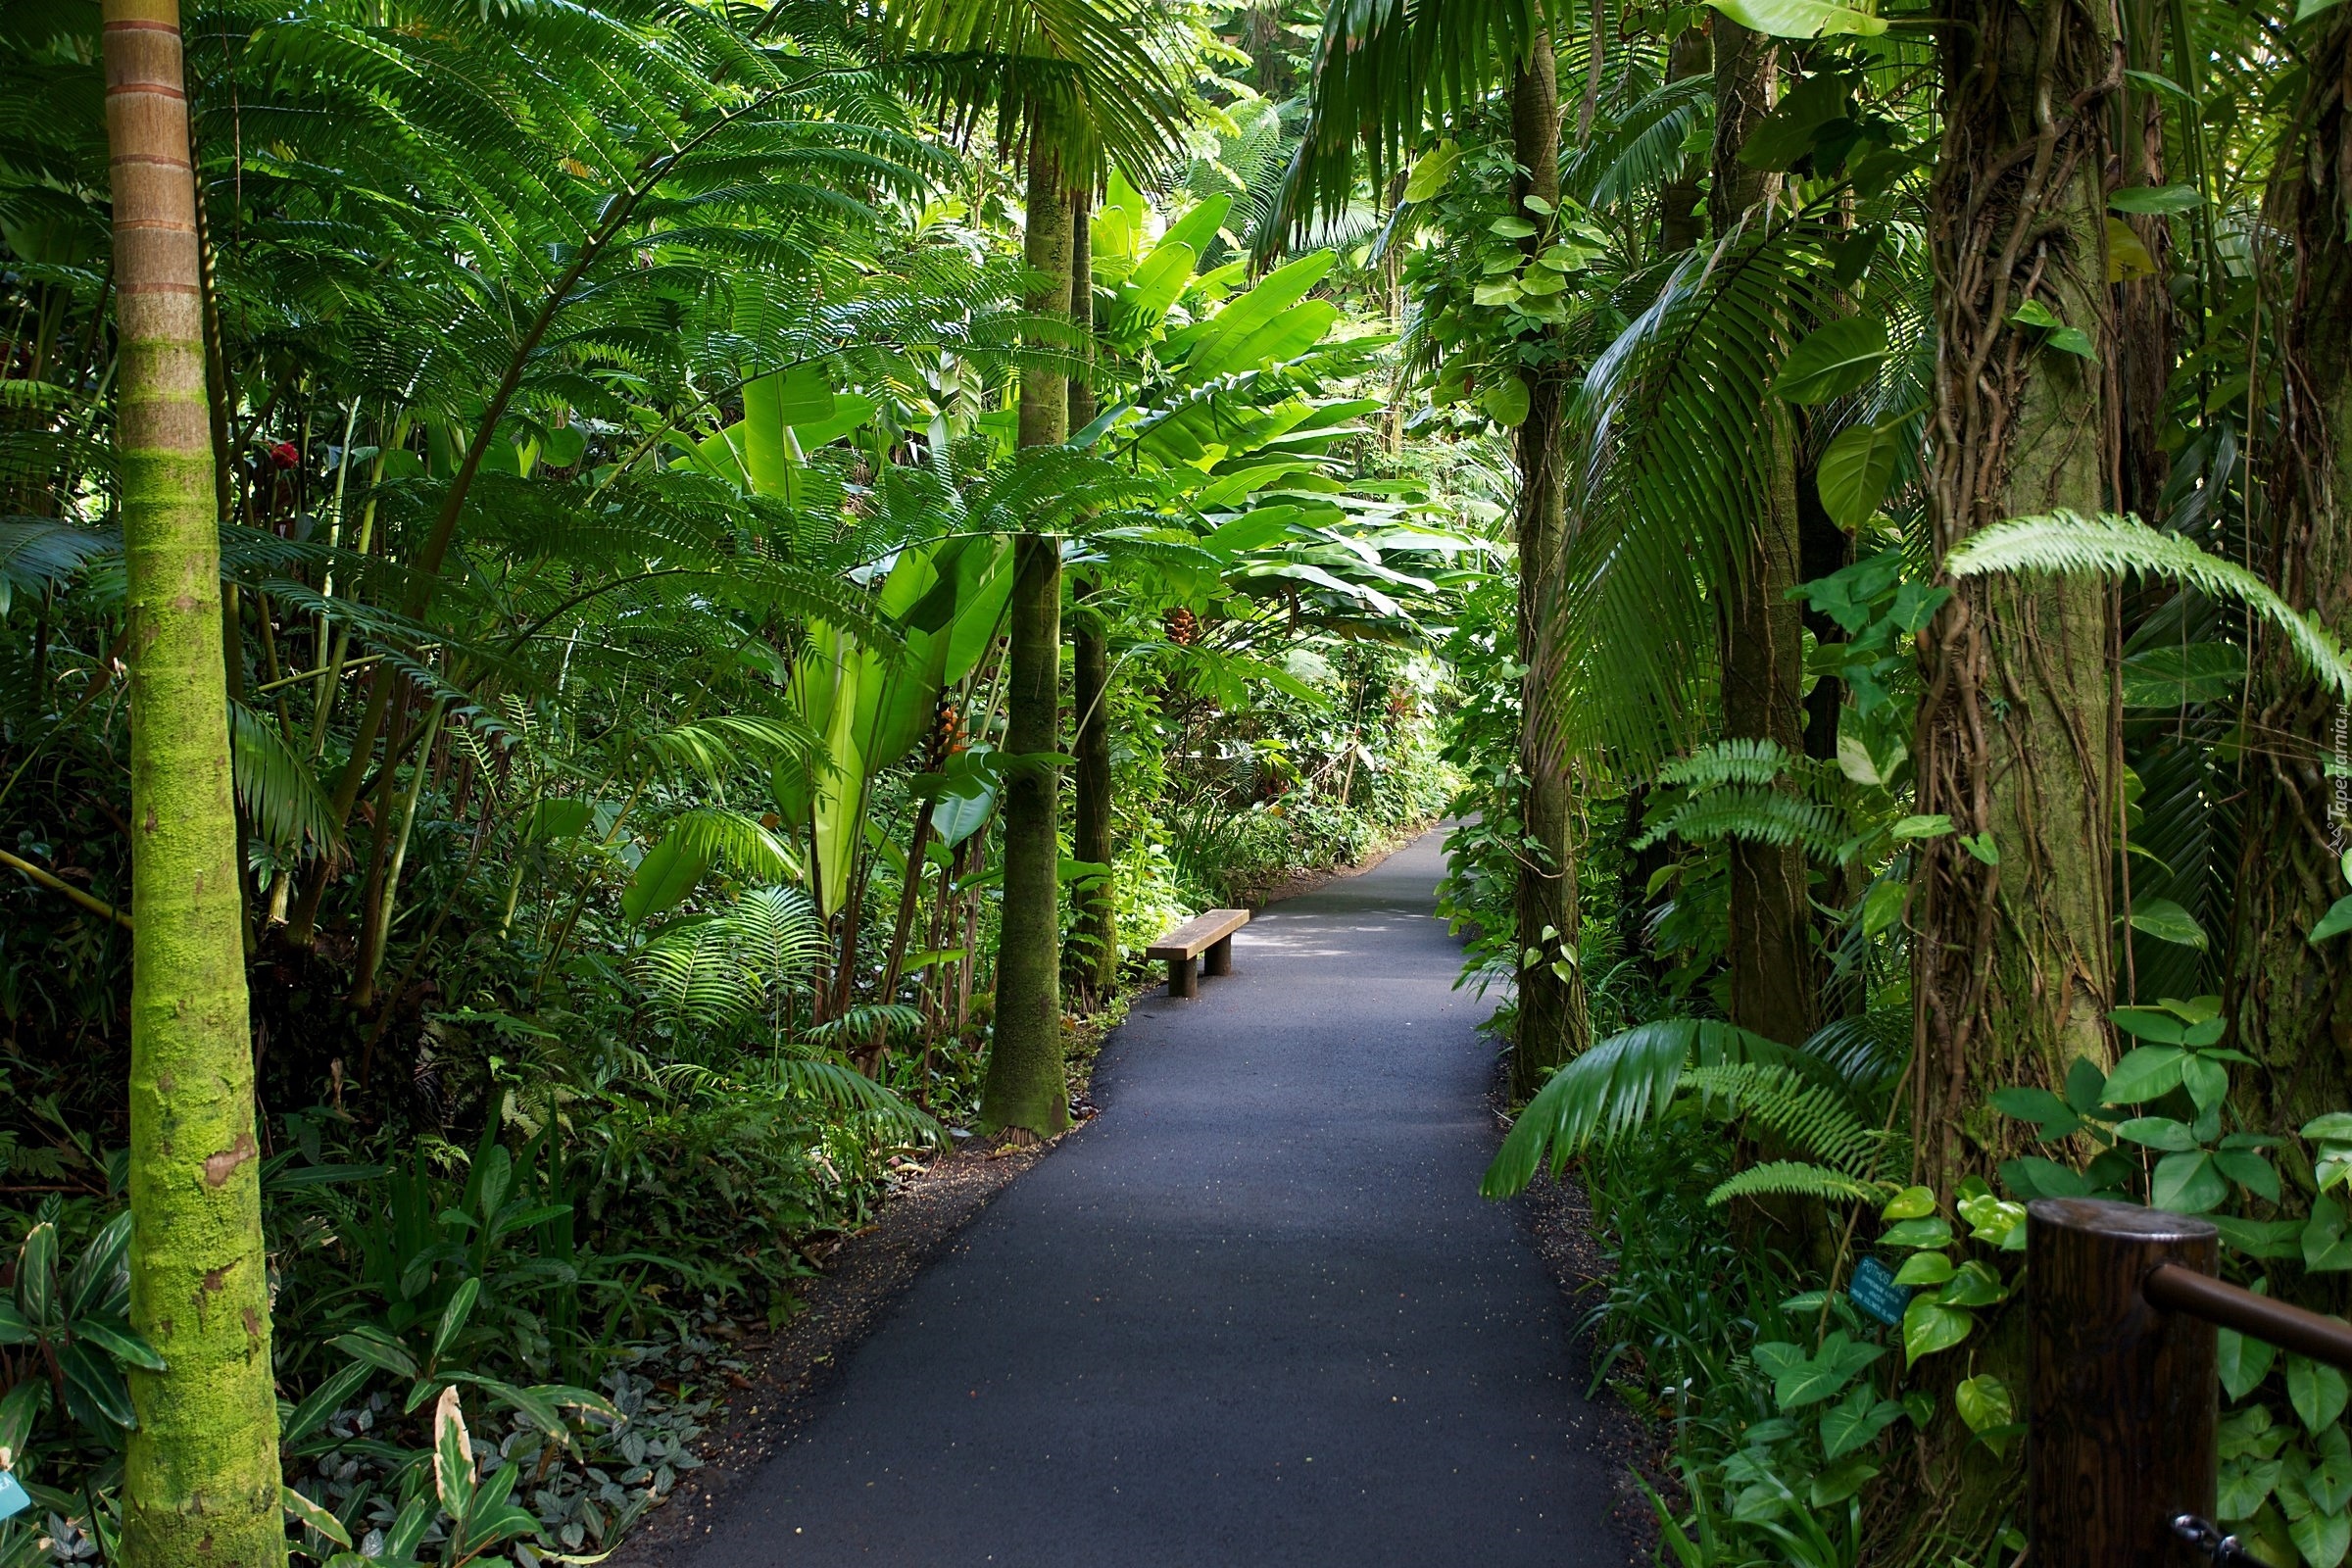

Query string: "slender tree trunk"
[102, 1, 286, 1558]
[2228, 13, 2352, 1132]
[2112, 0, 2176, 525]
[981, 119, 1073, 1138]
[1067, 186, 1118, 1010]
[1712, 23, 1818, 1053]
[1656, 23, 1713, 259]
[1913, 0, 2118, 1191]
[1507, 38, 1594, 1100]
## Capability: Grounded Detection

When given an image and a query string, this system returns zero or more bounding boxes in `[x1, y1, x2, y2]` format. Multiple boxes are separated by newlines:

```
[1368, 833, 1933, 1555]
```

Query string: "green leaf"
[2315, 1425, 2352, 1516]
[1481, 376, 1532, 428]
[2129, 898, 2209, 950]
[433, 1277, 481, 1359]
[332, 1325, 420, 1381]
[619, 831, 714, 924]
[2115, 1115, 2198, 1152]
[2152, 1151, 2228, 1212]
[1817, 417, 1908, 530]
[1401, 141, 1462, 203]
[2102, 1046, 2187, 1104]
[1754, 1330, 1884, 1409]
[1704, 0, 1888, 35]
[1488, 217, 1538, 239]
[1901, 1298, 1974, 1366]
[2296, 1356, 2352, 1434]
[13, 1223, 56, 1329]
[2108, 183, 2203, 215]
[282, 1358, 374, 1446]
[1880, 1217, 1953, 1249]
[2298, 0, 2347, 22]
[433, 1387, 476, 1514]
[1891, 1251, 1954, 1287]
[2312, 897, 2352, 945]
[1773, 318, 1890, 405]
[1881, 1185, 1936, 1220]
[284, 1487, 355, 1549]
[72, 1319, 165, 1372]
[1820, 1385, 1905, 1461]
[1955, 1373, 2014, 1437]
[2220, 1326, 2280, 1400]
[1938, 1261, 2008, 1308]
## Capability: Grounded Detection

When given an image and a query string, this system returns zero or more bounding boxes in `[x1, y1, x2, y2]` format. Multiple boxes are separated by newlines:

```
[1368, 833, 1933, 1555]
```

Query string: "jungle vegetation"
[3, 0, 2351, 1558]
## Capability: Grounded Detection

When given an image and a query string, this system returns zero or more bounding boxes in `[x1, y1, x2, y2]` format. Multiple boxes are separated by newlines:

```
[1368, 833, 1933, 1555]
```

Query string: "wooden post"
[1168, 956, 1198, 999]
[1204, 935, 1233, 977]
[2028, 1198, 2219, 1568]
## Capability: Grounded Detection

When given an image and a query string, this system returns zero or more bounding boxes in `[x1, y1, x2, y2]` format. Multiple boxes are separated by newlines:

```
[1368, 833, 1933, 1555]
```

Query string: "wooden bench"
[1146, 907, 1249, 999]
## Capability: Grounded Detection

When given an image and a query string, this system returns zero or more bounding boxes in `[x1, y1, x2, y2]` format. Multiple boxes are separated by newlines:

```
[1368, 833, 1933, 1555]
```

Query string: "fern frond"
[1634, 786, 1844, 854]
[1705, 1161, 1883, 1207]
[755, 1055, 944, 1148]
[1679, 1063, 1883, 1176]
[1483, 1017, 1796, 1197]
[1947, 511, 2352, 700]
[1654, 737, 1793, 790]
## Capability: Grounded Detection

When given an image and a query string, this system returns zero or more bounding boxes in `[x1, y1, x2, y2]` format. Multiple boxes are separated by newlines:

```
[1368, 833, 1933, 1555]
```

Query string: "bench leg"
[1167, 955, 1199, 999]
[1204, 935, 1233, 977]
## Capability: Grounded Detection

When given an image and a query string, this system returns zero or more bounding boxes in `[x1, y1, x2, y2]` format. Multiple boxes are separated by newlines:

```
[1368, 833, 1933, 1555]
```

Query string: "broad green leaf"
[2115, 1115, 2198, 1152]
[1756, 1330, 1884, 1408]
[1773, 318, 1889, 405]
[1820, 1384, 1905, 1461]
[619, 832, 712, 924]
[1937, 1261, 2008, 1307]
[1881, 1185, 1936, 1220]
[2128, 897, 2209, 950]
[2101, 1045, 2187, 1103]
[2296, 1356, 2352, 1433]
[434, 1277, 481, 1358]
[1402, 140, 1462, 203]
[2220, 1326, 2280, 1400]
[1901, 1298, 1974, 1366]
[1891, 1251, 1954, 1287]
[2313, 897, 2352, 945]
[2298, 0, 2346, 22]
[1880, 1217, 1952, 1248]
[1954, 1373, 2014, 1436]
[1482, 376, 1532, 428]
[2289, 1503, 2351, 1568]
[1704, 0, 1888, 35]
[2109, 183, 2203, 215]
[2315, 1425, 2352, 1516]
[1818, 417, 1907, 529]
[2152, 1151, 2228, 1212]
[284, 1487, 355, 1549]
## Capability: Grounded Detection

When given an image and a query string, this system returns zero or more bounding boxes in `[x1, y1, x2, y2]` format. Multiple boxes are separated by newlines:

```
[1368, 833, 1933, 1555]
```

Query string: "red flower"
[270, 442, 300, 469]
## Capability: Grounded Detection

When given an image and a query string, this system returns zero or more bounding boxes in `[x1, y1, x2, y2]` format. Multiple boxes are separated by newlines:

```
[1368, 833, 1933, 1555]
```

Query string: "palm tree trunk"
[1507, 37, 1594, 1100]
[1712, 23, 1817, 1054]
[1913, 0, 2119, 1191]
[102, 1, 286, 1559]
[981, 116, 1074, 1138]
[2227, 12, 2352, 1134]
[1067, 186, 1118, 1010]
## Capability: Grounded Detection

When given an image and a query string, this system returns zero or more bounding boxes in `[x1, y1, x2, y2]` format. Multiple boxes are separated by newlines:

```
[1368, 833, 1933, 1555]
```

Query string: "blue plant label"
[0, 1469, 30, 1522]
[1848, 1255, 1913, 1327]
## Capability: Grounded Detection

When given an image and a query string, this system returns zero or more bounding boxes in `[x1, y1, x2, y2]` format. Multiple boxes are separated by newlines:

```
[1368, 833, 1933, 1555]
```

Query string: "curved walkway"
[684, 830, 1629, 1566]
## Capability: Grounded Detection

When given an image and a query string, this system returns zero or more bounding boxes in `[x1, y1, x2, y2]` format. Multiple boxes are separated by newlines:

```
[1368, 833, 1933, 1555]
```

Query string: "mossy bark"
[980, 119, 1073, 1137]
[103, 0, 287, 1559]
[1507, 38, 1593, 1099]
[2227, 12, 2352, 1135]
[1710, 24, 1817, 1055]
[1900, 0, 2118, 1543]
[1066, 187, 1118, 1010]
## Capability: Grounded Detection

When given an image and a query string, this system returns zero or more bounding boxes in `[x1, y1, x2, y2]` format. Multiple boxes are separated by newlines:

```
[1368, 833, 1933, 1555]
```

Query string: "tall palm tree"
[1277, 0, 1593, 1098]
[100, 0, 284, 1557]
[882, 0, 1191, 1137]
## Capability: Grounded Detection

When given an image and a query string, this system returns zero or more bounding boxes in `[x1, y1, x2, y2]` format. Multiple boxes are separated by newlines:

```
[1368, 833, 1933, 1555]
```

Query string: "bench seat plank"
[1147, 908, 1248, 997]
[1145, 907, 1248, 959]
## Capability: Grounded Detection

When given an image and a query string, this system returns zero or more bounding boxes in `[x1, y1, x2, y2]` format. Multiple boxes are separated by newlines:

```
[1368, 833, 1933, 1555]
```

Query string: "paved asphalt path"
[684, 829, 1628, 1566]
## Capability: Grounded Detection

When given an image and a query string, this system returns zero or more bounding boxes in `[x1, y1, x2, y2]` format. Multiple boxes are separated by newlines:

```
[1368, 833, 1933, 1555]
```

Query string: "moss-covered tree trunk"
[1710, 21, 1818, 1054]
[1507, 38, 1594, 1099]
[981, 118, 1073, 1138]
[2227, 12, 2352, 1134]
[1913, 0, 2118, 1191]
[102, 0, 287, 1559]
[1066, 185, 1118, 1011]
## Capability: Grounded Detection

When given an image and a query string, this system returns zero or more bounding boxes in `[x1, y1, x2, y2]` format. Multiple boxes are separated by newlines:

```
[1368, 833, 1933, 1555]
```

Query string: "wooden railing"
[2030, 1198, 2352, 1565]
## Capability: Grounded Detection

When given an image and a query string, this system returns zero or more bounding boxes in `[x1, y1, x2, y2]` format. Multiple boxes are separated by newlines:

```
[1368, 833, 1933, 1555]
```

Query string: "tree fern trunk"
[2227, 12, 2352, 1135]
[1508, 37, 1592, 1099]
[102, 0, 287, 1558]
[1914, 0, 2118, 1193]
[981, 115, 1073, 1138]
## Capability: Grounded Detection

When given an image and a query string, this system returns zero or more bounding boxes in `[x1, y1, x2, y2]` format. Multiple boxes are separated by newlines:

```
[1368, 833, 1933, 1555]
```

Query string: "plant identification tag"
[1847, 1254, 1913, 1326]
[0, 1468, 30, 1521]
